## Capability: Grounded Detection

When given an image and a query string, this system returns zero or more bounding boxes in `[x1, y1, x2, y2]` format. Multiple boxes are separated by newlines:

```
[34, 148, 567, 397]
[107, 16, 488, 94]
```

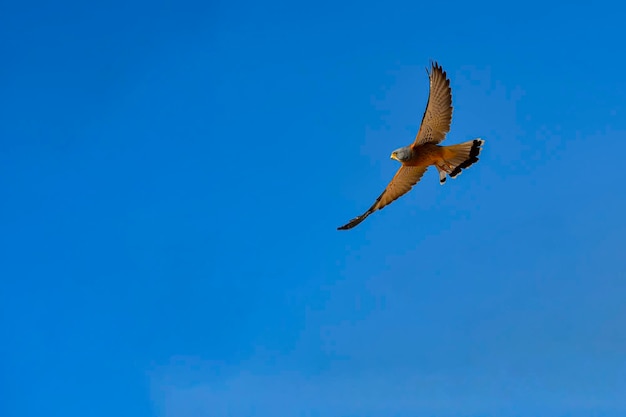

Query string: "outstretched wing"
[337, 165, 428, 230]
[412, 62, 452, 146]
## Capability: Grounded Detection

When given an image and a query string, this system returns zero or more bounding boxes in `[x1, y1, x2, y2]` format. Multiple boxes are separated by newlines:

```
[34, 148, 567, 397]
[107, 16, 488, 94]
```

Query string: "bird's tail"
[437, 138, 484, 184]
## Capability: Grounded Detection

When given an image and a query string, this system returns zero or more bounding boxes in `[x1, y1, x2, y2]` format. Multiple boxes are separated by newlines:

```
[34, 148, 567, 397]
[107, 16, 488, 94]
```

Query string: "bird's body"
[396, 143, 445, 167]
[338, 61, 484, 230]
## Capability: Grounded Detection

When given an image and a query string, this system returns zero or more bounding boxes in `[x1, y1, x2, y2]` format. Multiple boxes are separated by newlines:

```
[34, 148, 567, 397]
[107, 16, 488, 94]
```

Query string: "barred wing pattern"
[412, 62, 452, 146]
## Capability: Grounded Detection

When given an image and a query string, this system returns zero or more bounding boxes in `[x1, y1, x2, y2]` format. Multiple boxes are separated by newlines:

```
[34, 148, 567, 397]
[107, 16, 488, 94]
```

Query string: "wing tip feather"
[337, 213, 370, 230]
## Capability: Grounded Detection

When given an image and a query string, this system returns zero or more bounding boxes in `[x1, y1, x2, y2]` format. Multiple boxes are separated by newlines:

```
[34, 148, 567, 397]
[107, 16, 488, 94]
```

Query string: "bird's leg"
[436, 161, 454, 173]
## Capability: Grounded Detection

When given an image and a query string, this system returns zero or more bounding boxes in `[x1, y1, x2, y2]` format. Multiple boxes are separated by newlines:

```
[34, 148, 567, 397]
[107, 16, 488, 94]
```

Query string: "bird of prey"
[338, 61, 484, 230]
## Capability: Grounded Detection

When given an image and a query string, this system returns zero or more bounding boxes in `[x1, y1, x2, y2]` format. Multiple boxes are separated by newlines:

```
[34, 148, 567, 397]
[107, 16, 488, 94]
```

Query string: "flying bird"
[338, 61, 484, 230]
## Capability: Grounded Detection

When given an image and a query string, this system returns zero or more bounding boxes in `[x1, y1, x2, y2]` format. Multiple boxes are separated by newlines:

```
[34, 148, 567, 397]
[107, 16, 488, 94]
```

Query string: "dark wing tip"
[338, 180, 389, 230]
[337, 208, 375, 230]
[430, 61, 447, 78]
[337, 215, 366, 230]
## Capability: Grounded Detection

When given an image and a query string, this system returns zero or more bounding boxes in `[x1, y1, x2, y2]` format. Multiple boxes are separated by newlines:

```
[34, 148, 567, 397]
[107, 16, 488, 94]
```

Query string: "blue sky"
[1, 0, 625, 416]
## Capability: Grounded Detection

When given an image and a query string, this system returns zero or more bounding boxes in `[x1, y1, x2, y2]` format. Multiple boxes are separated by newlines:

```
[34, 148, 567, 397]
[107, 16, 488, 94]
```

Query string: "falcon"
[338, 61, 484, 230]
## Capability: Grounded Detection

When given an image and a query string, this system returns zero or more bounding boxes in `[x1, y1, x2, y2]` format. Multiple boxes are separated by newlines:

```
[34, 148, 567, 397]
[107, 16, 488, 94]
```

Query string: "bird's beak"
[390, 153, 398, 161]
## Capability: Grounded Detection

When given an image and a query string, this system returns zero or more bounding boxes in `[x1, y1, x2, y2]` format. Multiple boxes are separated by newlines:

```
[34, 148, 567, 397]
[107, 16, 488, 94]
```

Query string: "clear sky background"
[1, 1, 625, 416]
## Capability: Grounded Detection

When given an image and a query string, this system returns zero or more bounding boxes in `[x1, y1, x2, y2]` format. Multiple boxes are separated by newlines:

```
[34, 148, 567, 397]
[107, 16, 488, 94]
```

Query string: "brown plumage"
[338, 61, 484, 230]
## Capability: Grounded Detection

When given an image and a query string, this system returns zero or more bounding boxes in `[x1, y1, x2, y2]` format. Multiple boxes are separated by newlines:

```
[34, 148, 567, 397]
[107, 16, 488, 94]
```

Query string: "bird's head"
[390, 147, 412, 162]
